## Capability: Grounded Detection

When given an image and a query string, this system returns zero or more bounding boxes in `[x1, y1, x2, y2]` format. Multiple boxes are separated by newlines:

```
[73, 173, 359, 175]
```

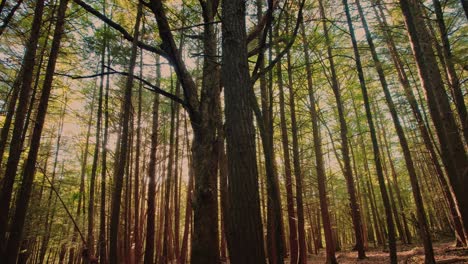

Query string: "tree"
[222, 0, 266, 262]
[342, 0, 397, 261]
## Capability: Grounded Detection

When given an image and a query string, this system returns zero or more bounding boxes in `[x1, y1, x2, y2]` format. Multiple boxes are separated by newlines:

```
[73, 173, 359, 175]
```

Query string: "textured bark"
[0, 0, 45, 249]
[222, 0, 266, 262]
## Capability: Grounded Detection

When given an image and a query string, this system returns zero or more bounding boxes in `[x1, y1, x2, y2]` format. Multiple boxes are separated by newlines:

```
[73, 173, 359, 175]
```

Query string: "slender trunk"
[342, 0, 397, 261]
[301, 20, 338, 264]
[133, 44, 144, 264]
[161, 77, 178, 264]
[0, 0, 23, 36]
[285, 48, 307, 264]
[275, 28, 298, 264]
[109, 3, 142, 263]
[255, 3, 285, 264]
[87, 27, 106, 259]
[356, 0, 435, 261]
[98, 20, 110, 264]
[0, 66, 22, 169]
[317, 0, 365, 258]
[143, 58, 160, 264]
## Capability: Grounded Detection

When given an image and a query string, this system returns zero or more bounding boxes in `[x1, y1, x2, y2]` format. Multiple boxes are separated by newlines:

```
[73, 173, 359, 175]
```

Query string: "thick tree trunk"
[222, 0, 266, 262]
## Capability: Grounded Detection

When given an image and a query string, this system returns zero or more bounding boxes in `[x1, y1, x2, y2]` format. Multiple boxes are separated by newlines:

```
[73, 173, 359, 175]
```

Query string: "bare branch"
[72, 0, 168, 58]
[56, 68, 187, 107]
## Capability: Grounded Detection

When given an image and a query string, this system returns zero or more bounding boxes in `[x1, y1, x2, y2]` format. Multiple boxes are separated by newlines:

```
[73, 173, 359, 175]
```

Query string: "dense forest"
[0, 0, 467, 263]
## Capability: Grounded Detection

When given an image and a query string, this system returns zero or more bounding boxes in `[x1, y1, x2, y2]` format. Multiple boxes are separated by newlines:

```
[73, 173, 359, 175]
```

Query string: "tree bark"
[222, 0, 267, 262]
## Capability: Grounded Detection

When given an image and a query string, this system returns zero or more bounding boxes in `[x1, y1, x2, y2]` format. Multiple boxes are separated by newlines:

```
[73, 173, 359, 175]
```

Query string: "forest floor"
[300, 241, 468, 263]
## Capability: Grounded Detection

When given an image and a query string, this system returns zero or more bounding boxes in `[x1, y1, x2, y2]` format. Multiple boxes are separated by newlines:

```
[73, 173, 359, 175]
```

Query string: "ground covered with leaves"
[303, 242, 468, 263]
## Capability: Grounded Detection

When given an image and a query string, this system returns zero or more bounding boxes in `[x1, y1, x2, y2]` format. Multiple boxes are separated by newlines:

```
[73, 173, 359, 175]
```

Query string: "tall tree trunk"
[399, 0, 468, 237]
[275, 28, 298, 264]
[1, 0, 69, 261]
[342, 0, 397, 261]
[146, 1, 222, 262]
[222, 0, 266, 262]
[161, 77, 178, 264]
[254, 3, 285, 264]
[109, 3, 142, 263]
[317, 0, 366, 258]
[0, 0, 45, 249]
[98, 20, 110, 264]
[301, 20, 338, 264]
[87, 28, 106, 259]
[355, 0, 435, 261]
[179, 114, 193, 264]
[133, 46, 144, 264]
[285, 48, 307, 264]
[371, 0, 467, 246]
[432, 0, 467, 143]
[143, 57, 161, 264]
